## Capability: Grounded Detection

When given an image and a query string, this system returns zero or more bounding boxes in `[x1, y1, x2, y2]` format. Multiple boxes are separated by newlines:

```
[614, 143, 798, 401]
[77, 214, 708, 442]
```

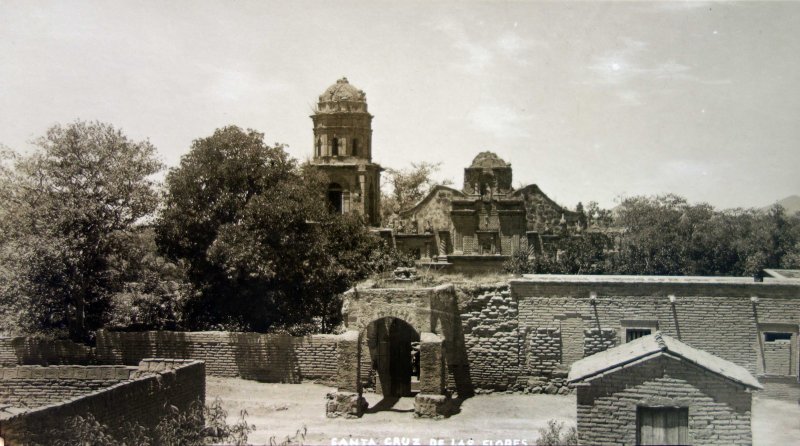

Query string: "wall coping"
[514, 274, 800, 288]
[0, 359, 204, 422]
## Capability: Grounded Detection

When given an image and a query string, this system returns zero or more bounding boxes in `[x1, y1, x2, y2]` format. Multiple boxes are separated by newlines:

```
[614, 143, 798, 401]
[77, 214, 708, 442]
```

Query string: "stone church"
[310, 77, 586, 272]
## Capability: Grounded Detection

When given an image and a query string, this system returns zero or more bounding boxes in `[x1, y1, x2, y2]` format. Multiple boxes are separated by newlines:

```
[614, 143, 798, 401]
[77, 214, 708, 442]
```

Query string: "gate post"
[326, 330, 367, 418]
[414, 332, 454, 418]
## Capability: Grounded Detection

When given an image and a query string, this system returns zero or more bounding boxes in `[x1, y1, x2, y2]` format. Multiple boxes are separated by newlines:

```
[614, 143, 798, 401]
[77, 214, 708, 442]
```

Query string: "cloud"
[467, 104, 534, 138]
[206, 68, 290, 102]
[583, 37, 731, 97]
[430, 18, 540, 74]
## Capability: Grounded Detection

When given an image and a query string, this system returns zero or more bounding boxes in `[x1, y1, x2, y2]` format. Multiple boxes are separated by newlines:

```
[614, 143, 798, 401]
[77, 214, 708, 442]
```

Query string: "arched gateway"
[325, 284, 461, 419]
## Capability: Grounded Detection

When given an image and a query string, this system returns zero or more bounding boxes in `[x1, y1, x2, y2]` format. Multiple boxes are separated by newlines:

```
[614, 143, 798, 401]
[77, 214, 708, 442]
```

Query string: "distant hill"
[762, 195, 800, 215]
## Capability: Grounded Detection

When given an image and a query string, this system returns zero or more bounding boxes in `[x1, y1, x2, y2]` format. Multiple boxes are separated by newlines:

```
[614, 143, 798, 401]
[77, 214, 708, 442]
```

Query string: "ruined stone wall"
[95, 330, 338, 383]
[1, 360, 205, 445]
[576, 355, 753, 446]
[456, 284, 520, 391]
[0, 365, 132, 408]
[583, 328, 617, 357]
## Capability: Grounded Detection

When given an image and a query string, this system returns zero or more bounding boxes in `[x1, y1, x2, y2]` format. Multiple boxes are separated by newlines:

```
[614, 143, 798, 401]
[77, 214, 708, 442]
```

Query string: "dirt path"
[207, 377, 799, 445]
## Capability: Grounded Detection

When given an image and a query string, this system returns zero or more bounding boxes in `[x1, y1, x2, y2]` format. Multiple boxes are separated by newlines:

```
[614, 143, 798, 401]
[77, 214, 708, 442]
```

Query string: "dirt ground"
[207, 377, 799, 446]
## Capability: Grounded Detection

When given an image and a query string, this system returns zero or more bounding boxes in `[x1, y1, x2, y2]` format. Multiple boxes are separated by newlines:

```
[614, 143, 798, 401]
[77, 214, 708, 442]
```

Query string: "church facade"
[310, 78, 587, 271]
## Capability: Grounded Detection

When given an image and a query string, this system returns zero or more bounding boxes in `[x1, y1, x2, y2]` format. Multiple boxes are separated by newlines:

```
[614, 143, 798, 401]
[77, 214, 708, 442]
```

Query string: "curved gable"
[399, 184, 466, 218]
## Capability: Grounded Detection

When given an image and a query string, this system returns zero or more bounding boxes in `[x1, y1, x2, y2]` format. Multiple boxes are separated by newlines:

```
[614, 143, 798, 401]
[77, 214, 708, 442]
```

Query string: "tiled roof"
[567, 332, 762, 389]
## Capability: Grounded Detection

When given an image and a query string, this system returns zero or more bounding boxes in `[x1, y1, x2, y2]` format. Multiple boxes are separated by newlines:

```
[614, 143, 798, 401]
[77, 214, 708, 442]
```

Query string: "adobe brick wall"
[576, 355, 753, 446]
[1, 359, 205, 446]
[0, 337, 95, 366]
[512, 278, 800, 386]
[95, 330, 337, 384]
[0, 365, 132, 408]
[457, 284, 520, 390]
[763, 341, 792, 375]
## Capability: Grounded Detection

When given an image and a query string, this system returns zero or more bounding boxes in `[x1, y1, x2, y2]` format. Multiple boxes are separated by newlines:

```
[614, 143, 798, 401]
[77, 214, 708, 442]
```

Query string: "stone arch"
[364, 317, 420, 397]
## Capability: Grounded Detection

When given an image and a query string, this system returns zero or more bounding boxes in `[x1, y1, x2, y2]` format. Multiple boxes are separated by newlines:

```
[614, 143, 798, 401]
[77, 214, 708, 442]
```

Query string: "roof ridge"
[654, 331, 666, 350]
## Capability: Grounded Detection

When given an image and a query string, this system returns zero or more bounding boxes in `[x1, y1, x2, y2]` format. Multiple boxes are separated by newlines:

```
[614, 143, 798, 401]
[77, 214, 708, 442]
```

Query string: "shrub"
[27, 398, 253, 446]
[536, 419, 578, 446]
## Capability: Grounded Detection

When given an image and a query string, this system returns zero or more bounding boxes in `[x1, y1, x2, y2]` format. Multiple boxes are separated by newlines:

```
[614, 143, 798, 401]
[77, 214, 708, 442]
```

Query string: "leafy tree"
[381, 161, 452, 220]
[0, 122, 163, 341]
[613, 195, 800, 276]
[156, 126, 383, 332]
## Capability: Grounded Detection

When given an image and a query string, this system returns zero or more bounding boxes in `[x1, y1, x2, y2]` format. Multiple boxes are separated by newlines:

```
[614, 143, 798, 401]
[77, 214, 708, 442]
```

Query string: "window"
[316, 138, 321, 157]
[765, 332, 793, 342]
[327, 183, 343, 214]
[620, 320, 659, 344]
[637, 406, 688, 446]
[352, 138, 358, 156]
[627, 328, 652, 342]
[331, 138, 339, 156]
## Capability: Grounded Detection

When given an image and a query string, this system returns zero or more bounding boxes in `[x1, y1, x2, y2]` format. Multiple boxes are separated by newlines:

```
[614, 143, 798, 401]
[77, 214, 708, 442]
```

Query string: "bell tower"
[311, 77, 382, 226]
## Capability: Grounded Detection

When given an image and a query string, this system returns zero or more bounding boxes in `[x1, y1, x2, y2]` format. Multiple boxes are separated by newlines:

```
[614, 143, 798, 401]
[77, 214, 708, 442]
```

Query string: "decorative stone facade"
[391, 153, 586, 270]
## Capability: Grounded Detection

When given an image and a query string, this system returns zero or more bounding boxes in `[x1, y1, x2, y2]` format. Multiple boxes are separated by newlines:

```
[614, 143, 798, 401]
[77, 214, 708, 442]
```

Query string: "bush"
[27, 398, 253, 446]
[536, 419, 578, 446]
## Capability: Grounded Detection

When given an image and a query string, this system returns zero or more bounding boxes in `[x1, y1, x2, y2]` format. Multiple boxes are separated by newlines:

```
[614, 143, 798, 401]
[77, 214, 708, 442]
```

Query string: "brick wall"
[458, 284, 520, 390]
[0, 337, 95, 366]
[95, 330, 338, 383]
[583, 328, 617, 357]
[763, 341, 792, 375]
[525, 328, 561, 376]
[0, 365, 132, 408]
[1, 359, 205, 446]
[513, 278, 800, 379]
[576, 355, 753, 446]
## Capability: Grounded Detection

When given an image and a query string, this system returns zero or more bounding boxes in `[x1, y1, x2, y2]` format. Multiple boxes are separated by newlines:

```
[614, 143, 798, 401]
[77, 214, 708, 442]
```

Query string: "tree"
[0, 121, 163, 340]
[613, 195, 800, 276]
[381, 161, 451, 220]
[156, 126, 382, 332]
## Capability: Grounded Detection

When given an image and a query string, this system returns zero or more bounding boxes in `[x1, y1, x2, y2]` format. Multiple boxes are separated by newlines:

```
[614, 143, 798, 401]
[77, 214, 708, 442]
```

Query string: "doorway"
[327, 183, 343, 214]
[367, 317, 420, 397]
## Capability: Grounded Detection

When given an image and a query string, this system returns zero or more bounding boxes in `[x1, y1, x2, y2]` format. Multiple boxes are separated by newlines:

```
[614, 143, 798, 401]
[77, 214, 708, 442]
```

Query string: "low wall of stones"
[95, 330, 338, 383]
[1, 359, 205, 445]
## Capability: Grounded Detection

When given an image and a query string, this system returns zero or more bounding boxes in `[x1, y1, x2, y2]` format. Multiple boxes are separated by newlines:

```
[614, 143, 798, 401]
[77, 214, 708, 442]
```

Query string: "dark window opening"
[327, 183, 343, 214]
[637, 406, 688, 446]
[627, 328, 652, 343]
[411, 248, 421, 260]
[331, 138, 339, 156]
[765, 332, 793, 342]
[316, 138, 321, 157]
[352, 138, 359, 156]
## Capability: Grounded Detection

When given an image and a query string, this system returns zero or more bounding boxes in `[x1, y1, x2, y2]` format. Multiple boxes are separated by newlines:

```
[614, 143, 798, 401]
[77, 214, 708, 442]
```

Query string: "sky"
[1, 0, 799, 210]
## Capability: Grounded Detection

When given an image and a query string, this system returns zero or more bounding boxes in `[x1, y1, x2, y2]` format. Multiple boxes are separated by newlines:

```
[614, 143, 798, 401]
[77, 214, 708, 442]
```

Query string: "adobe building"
[568, 332, 762, 446]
